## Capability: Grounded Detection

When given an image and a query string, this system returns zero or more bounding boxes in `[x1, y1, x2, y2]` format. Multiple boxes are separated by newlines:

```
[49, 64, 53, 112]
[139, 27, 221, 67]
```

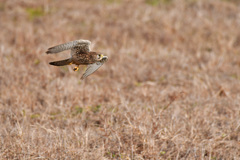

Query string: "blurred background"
[0, 0, 240, 159]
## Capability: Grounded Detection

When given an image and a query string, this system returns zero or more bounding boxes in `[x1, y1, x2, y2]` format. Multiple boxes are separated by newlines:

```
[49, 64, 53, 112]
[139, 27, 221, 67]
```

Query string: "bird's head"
[93, 52, 108, 62]
[96, 53, 104, 61]
[97, 54, 103, 61]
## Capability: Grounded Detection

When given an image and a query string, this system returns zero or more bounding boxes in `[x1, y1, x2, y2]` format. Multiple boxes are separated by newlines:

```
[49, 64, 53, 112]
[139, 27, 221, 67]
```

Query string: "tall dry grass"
[0, 0, 240, 159]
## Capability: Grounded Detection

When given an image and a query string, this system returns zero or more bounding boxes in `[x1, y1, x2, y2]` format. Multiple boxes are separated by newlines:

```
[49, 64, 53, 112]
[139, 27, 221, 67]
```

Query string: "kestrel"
[46, 40, 108, 79]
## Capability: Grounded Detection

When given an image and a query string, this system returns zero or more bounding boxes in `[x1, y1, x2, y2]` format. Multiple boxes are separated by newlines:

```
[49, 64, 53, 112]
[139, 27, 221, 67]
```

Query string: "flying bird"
[46, 40, 108, 79]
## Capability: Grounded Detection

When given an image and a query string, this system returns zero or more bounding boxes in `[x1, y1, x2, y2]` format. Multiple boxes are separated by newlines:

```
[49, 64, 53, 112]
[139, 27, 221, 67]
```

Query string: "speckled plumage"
[46, 39, 108, 79]
[72, 52, 99, 65]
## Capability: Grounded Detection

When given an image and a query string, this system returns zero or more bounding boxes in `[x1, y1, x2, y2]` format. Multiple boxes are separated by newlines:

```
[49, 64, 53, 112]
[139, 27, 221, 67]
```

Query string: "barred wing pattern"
[81, 56, 108, 79]
[46, 40, 91, 54]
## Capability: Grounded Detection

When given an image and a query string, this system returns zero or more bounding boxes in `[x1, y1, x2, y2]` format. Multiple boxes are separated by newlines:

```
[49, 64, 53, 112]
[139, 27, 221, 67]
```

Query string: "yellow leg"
[73, 66, 79, 71]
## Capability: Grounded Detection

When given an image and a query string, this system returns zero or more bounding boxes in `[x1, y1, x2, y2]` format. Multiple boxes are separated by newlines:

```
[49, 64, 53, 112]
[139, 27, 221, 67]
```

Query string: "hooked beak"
[101, 55, 108, 62]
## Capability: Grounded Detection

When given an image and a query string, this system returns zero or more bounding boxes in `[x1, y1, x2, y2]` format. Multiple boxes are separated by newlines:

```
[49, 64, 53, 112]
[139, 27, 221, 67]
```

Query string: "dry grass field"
[0, 0, 240, 159]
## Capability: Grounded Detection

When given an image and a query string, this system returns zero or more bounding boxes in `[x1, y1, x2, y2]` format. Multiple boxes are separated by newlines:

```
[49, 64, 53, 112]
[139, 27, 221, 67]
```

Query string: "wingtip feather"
[46, 47, 54, 54]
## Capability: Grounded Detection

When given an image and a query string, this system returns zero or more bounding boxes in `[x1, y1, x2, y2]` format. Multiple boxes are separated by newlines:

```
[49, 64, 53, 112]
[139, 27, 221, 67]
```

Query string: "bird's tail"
[49, 58, 72, 66]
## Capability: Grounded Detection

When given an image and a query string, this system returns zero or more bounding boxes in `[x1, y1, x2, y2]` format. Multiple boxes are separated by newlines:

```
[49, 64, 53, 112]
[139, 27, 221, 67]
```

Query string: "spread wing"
[46, 39, 91, 54]
[81, 56, 108, 80]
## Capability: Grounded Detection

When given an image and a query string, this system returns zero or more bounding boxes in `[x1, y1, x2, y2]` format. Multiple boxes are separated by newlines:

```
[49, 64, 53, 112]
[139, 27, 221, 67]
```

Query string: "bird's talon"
[73, 67, 79, 71]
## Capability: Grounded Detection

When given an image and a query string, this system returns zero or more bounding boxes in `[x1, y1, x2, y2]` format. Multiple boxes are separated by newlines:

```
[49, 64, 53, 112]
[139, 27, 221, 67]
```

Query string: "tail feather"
[49, 58, 72, 66]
